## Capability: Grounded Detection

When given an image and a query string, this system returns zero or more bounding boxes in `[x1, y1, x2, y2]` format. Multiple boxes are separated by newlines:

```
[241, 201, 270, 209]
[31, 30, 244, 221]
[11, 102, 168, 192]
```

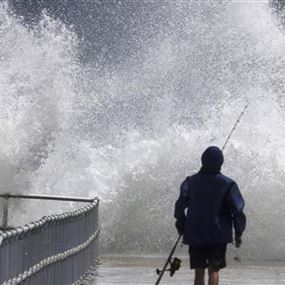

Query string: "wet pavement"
[92, 257, 285, 285]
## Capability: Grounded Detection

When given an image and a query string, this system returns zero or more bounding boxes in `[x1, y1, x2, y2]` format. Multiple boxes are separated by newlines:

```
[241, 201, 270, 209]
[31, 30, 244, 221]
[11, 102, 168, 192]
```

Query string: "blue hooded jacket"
[174, 146, 246, 245]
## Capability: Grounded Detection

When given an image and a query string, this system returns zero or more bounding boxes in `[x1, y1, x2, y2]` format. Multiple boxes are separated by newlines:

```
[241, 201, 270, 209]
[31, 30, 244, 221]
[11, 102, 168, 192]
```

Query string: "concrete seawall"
[92, 257, 285, 285]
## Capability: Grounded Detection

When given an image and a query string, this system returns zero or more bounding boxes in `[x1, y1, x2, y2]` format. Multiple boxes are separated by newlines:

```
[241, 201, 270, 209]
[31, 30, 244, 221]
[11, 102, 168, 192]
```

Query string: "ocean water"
[0, 1, 285, 260]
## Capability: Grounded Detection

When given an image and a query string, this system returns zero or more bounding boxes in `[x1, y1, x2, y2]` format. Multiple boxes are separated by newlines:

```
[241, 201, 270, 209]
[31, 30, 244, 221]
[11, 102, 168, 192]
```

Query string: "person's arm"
[227, 182, 246, 246]
[174, 178, 189, 235]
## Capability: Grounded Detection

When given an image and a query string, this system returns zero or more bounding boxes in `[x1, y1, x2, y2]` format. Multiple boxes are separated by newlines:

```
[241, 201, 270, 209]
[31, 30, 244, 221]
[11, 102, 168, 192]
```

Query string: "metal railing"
[0, 193, 99, 285]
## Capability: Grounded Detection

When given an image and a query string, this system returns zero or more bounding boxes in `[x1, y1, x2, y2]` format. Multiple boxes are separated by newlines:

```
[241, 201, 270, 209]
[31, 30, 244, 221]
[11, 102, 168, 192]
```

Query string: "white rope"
[1, 230, 100, 285]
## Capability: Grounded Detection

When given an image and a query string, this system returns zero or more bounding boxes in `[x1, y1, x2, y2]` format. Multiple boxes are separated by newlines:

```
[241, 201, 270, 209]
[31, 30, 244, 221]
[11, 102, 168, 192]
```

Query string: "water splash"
[1, 1, 285, 260]
[0, 3, 82, 218]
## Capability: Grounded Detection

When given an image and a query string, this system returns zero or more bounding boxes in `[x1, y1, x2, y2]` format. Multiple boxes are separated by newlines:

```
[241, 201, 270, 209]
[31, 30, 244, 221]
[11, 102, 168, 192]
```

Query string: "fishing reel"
[156, 257, 181, 277]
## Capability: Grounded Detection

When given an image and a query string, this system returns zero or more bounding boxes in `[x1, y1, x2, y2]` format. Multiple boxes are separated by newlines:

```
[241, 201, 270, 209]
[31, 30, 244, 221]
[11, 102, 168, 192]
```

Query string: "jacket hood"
[201, 146, 224, 171]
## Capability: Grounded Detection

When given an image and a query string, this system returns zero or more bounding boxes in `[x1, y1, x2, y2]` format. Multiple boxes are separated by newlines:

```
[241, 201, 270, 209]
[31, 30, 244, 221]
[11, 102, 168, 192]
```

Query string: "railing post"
[2, 196, 9, 231]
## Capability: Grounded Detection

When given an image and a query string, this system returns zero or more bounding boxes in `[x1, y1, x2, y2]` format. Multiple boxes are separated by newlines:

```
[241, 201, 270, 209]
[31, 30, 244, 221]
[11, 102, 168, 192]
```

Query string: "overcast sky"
[8, 0, 177, 66]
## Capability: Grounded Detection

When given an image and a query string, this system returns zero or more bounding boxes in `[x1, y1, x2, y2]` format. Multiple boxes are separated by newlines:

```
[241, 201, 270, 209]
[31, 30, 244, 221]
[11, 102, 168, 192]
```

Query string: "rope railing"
[0, 194, 99, 285]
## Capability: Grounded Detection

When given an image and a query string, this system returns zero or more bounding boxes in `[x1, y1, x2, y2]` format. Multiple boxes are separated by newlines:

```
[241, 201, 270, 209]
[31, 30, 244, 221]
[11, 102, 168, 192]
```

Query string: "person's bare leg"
[208, 267, 219, 285]
[194, 268, 205, 285]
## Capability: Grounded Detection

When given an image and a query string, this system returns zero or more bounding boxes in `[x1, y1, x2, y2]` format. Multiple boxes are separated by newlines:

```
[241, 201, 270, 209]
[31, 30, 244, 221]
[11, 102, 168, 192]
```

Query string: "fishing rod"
[222, 104, 248, 263]
[155, 235, 182, 285]
[155, 104, 248, 284]
[222, 104, 248, 151]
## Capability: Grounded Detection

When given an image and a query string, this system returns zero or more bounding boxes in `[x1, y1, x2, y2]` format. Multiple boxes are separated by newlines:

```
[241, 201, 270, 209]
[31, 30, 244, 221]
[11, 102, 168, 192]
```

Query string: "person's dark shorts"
[188, 244, 227, 270]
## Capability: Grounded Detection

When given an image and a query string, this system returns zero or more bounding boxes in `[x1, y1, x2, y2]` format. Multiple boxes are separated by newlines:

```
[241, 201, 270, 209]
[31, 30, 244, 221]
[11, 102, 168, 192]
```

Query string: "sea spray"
[1, 1, 285, 260]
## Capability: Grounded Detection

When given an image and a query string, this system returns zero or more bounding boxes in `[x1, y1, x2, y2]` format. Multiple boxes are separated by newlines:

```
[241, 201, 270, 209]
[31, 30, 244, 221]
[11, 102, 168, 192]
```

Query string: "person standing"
[174, 146, 246, 285]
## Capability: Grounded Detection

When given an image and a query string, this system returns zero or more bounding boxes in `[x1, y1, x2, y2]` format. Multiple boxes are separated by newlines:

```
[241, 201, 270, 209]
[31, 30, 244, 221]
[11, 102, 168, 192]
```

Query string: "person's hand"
[235, 236, 242, 248]
[175, 221, 184, 236]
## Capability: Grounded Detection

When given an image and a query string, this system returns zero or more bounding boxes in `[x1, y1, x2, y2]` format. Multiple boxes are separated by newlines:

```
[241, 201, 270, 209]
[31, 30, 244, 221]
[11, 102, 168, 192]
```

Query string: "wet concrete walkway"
[92, 257, 285, 285]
